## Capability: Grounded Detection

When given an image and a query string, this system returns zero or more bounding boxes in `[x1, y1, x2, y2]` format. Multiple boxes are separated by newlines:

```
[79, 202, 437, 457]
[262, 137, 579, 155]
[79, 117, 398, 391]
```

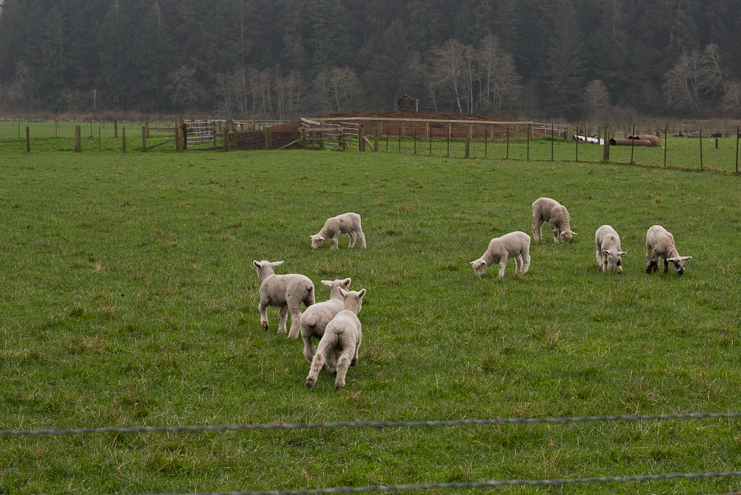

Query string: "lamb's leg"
[532, 217, 543, 242]
[515, 254, 523, 274]
[663, 258, 669, 273]
[497, 254, 508, 278]
[277, 306, 288, 334]
[596, 249, 604, 270]
[325, 349, 339, 374]
[331, 234, 340, 249]
[348, 231, 357, 248]
[351, 332, 361, 366]
[549, 221, 560, 243]
[334, 348, 355, 389]
[521, 244, 530, 274]
[286, 300, 303, 338]
[357, 230, 366, 248]
[305, 349, 325, 389]
[258, 301, 270, 330]
[302, 332, 316, 363]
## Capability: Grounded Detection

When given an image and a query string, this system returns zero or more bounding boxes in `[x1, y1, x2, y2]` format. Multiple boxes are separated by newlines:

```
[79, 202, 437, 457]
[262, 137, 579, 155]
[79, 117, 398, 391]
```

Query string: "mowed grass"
[0, 148, 740, 494]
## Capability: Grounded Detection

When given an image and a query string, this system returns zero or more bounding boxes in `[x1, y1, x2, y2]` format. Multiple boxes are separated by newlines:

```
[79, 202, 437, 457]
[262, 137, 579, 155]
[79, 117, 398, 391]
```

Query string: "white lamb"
[470, 231, 531, 278]
[595, 225, 627, 274]
[645, 225, 693, 275]
[310, 212, 366, 249]
[294, 278, 352, 364]
[253, 260, 315, 336]
[532, 197, 577, 243]
[305, 288, 365, 390]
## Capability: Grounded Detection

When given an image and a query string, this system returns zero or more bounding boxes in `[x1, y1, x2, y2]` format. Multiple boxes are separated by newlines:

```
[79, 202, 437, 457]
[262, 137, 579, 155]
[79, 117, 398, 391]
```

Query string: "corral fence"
[2, 412, 741, 495]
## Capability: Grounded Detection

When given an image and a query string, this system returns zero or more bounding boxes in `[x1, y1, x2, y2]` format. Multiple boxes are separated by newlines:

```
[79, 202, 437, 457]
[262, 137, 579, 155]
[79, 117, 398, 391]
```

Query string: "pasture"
[0, 147, 740, 495]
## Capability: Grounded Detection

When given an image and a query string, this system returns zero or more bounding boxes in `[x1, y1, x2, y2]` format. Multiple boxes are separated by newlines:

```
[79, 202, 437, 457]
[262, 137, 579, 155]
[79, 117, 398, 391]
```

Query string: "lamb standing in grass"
[645, 225, 692, 275]
[294, 278, 352, 364]
[595, 225, 627, 274]
[470, 231, 531, 278]
[310, 212, 366, 249]
[253, 260, 315, 336]
[305, 288, 365, 390]
[532, 197, 577, 243]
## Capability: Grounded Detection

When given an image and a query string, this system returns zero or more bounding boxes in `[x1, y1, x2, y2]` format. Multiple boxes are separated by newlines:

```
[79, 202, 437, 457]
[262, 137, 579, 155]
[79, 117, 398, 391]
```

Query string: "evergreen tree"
[306, 0, 352, 78]
[544, 0, 586, 119]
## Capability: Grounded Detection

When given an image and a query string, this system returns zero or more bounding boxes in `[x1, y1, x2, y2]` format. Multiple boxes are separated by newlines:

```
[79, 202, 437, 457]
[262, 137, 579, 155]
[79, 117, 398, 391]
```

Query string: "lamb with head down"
[532, 197, 577, 243]
[595, 225, 627, 273]
[252, 260, 315, 336]
[310, 212, 366, 250]
[471, 231, 531, 278]
[645, 225, 692, 275]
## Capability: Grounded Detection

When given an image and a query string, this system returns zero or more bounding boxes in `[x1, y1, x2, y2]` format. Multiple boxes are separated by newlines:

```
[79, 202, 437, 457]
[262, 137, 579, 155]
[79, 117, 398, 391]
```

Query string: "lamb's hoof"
[277, 327, 287, 334]
[305, 378, 316, 389]
[335, 382, 345, 389]
[350, 359, 357, 367]
[617, 267, 623, 274]
[261, 322, 269, 330]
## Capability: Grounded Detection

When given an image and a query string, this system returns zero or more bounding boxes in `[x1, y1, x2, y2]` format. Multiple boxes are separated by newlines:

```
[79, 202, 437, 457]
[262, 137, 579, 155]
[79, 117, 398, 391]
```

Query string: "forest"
[0, 0, 740, 120]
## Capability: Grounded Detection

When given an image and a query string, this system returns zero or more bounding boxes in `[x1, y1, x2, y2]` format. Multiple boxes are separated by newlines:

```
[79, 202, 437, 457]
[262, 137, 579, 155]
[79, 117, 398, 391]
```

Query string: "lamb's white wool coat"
[310, 212, 366, 249]
[595, 225, 627, 273]
[253, 260, 315, 336]
[305, 288, 365, 390]
[532, 197, 577, 243]
[471, 231, 531, 278]
[645, 225, 693, 275]
[295, 278, 352, 362]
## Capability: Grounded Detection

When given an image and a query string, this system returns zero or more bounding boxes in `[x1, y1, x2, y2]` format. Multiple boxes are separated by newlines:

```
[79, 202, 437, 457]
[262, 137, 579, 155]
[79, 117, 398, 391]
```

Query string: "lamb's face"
[559, 230, 574, 243]
[310, 234, 325, 249]
[603, 250, 626, 272]
[470, 259, 488, 277]
[668, 256, 692, 275]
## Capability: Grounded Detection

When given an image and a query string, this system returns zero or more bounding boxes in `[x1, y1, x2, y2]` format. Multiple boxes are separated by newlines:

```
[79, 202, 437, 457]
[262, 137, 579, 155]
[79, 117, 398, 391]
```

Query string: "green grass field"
[1, 146, 741, 494]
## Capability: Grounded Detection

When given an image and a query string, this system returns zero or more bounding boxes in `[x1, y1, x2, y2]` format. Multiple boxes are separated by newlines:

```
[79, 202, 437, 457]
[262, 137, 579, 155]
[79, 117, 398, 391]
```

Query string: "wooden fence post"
[145, 119, 150, 138]
[506, 125, 510, 159]
[55, 120, 59, 138]
[526, 123, 531, 160]
[175, 120, 181, 151]
[447, 122, 451, 157]
[114, 119, 118, 138]
[567, 123, 573, 141]
[122, 126, 127, 153]
[736, 126, 739, 173]
[90, 121, 93, 138]
[699, 125, 703, 170]
[575, 123, 579, 162]
[385, 121, 389, 152]
[213, 121, 217, 147]
[551, 123, 555, 161]
[485, 124, 488, 158]
[182, 123, 188, 150]
[359, 123, 365, 152]
[425, 122, 430, 141]
[26, 126, 30, 152]
[664, 124, 668, 168]
[302, 127, 308, 150]
[141, 126, 147, 152]
[630, 123, 636, 164]
[464, 125, 471, 158]
[265, 127, 271, 150]
[398, 122, 402, 153]
[225, 124, 231, 151]
[74, 126, 82, 152]
[98, 126, 101, 152]
[401, 121, 405, 139]
[602, 123, 610, 162]
[413, 122, 416, 154]
[374, 123, 380, 152]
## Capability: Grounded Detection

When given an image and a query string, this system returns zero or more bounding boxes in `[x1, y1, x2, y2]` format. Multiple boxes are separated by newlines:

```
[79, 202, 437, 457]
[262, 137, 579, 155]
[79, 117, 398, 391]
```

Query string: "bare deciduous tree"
[722, 80, 741, 116]
[429, 39, 471, 114]
[167, 64, 204, 108]
[582, 79, 611, 120]
[476, 34, 521, 113]
[663, 44, 727, 115]
[310, 67, 361, 114]
[217, 66, 305, 119]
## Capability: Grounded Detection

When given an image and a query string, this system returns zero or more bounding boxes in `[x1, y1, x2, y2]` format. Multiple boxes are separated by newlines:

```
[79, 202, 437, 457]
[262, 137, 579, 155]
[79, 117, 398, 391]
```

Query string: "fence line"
[1, 412, 739, 437]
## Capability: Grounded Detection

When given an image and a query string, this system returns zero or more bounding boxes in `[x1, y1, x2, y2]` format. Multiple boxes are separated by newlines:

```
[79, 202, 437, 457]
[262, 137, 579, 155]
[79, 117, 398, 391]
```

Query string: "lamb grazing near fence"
[253, 260, 315, 336]
[645, 225, 693, 275]
[310, 212, 366, 250]
[595, 225, 627, 274]
[532, 197, 577, 243]
[306, 288, 366, 390]
[470, 231, 531, 278]
[295, 278, 352, 363]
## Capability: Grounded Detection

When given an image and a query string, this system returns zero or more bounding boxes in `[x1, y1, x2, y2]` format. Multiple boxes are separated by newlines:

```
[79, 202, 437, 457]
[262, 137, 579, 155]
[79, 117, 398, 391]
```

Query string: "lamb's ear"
[667, 257, 677, 262]
[338, 288, 348, 297]
[253, 260, 261, 268]
[270, 260, 284, 268]
[681, 256, 693, 262]
[321, 280, 332, 287]
[571, 231, 578, 236]
[357, 289, 366, 298]
[343, 277, 352, 287]
[603, 250, 610, 255]
[319, 236, 325, 241]
[619, 251, 627, 256]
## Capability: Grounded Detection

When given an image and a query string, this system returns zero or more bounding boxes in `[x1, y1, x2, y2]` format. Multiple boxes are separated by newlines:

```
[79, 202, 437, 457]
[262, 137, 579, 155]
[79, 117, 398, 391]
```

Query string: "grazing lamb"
[470, 231, 531, 278]
[595, 225, 627, 274]
[306, 288, 365, 390]
[532, 197, 577, 243]
[645, 225, 692, 275]
[294, 278, 352, 364]
[253, 260, 315, 336]
[310, 212, 366, 250]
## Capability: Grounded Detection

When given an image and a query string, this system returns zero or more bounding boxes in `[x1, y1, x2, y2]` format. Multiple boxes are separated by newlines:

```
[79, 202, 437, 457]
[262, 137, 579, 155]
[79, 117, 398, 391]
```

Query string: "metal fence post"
[664, 124, 668, 168]
[699, 125, 703, 170]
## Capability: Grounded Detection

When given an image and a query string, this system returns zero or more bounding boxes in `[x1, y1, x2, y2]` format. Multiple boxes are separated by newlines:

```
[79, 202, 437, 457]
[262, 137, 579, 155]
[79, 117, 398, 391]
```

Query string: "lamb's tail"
[303, 312, 318, 328]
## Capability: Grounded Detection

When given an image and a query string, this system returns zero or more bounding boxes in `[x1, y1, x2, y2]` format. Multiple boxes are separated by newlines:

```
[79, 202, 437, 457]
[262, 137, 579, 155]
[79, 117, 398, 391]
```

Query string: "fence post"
[664, 124, 668, 168]
[114, 119, 118, 138]
[630, 123, 636, 164]
[55, 120, 59, 138]
[526, 123, 531, 160]
[551, 123, 554, 161]
[398, 122, 402, 153]
[225, 124, 232, 151]
[506, 125, 510, 159]
[302, 127, 308, 150]
[175, 119, 181, 151]
[447, 122, 451, 157]
[425, 121, 430, 141]
[401, 121, 405, 139]
[141, 126, 147, 152]
[145, 119, 150, 138]
[182, 122, 188, 150]
[213, 121, 218, 147]
[265, 127, 271, 151]
[374, 123, 380, 152]
[98, 126, 101, 152]
[429, 122, 432, 154]
[90, 121, 93, 138]
[699, 125, 703, 170]
[465, 125, 471, 158]
[575, 123, 579, 162]
[602, 122, 610, 162]
[485, 124, 489, 158]
[122, 126, 127, 153]
[26, 126, 30, 152]
[567, 123, 572, 141]
[385, 121, 389, 152]
[359, 123, 365, 152]
[736, 126, 739, 173]
[74, 126, 82, 152]
[413, 123, 417, 154]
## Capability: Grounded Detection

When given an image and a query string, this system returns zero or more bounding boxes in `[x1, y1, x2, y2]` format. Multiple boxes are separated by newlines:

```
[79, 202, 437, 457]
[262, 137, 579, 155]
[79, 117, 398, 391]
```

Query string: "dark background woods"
[1, 0, 740, 120]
